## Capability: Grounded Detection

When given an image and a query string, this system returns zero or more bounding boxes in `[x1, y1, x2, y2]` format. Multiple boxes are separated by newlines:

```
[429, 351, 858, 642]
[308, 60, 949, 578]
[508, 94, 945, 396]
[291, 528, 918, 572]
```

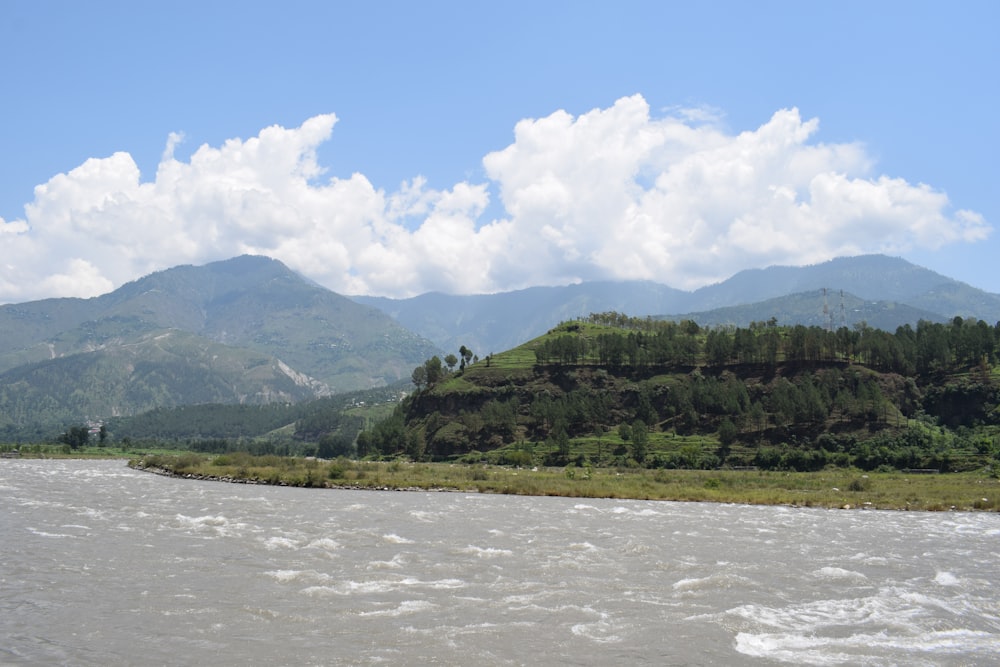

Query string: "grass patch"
[128, 454, 1000, 511]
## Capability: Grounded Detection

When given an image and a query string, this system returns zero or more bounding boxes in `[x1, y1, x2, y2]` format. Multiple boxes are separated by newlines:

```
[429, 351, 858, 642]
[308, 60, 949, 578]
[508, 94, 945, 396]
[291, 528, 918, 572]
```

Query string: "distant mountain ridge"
[4, 252, 998, 440]
[355, 280, 689, 357]
[0, 256, 439, 436]
[661, 289, 949, 332]
[354, 255, 1000, 355]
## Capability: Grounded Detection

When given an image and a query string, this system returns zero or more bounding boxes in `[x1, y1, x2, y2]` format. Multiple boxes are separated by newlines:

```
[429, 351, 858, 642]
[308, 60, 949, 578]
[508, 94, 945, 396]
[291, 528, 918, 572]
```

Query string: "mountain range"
[353, 254, 1000, 355]
[2, 253, 999, 439]
[0, 255, 438, 437]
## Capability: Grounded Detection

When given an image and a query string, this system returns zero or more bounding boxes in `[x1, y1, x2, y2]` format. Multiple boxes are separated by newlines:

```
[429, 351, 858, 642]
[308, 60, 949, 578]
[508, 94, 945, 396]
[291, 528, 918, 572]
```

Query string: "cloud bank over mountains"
[0, 95, 989, 303]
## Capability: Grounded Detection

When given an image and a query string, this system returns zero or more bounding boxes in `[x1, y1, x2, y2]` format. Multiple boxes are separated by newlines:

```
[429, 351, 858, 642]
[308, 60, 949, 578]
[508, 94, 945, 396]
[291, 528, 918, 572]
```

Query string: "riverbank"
[128, 453, 1000, 511]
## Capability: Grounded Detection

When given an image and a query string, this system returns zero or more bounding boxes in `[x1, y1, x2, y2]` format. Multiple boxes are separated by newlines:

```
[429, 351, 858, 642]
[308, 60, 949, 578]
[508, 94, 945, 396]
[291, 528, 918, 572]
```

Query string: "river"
[1, 459, 998, 665]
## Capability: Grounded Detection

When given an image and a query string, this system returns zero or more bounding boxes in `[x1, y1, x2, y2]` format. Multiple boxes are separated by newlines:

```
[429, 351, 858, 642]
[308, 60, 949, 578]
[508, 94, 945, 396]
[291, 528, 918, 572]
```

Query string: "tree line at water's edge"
[357, 315, 1000, 474]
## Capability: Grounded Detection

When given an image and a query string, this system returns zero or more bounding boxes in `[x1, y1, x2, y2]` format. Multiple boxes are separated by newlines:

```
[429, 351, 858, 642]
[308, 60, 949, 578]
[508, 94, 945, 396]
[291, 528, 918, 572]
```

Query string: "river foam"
[2, 459, 997, 666]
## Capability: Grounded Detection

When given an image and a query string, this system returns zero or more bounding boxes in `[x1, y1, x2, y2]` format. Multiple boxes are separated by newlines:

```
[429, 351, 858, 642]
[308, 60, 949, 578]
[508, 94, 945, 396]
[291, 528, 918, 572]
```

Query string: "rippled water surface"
[2, 459, 999, 665]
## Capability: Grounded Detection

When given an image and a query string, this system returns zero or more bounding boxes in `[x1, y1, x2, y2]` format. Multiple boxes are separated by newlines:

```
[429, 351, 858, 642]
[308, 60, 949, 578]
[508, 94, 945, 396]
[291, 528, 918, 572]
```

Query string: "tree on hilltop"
[411, 365, 427, 391]
[424, 356, 444, 386]
[459, 345, 474, 370]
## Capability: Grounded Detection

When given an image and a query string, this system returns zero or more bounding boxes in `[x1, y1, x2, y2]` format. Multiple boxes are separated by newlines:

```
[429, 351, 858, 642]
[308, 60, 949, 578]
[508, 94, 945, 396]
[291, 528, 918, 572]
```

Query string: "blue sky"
[1, 1, 996, 302]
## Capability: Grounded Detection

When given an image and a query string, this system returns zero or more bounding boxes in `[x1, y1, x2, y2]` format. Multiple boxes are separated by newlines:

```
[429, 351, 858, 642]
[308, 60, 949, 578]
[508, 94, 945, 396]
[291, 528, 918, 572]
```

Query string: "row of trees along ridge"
[357, 314, 1000, 472]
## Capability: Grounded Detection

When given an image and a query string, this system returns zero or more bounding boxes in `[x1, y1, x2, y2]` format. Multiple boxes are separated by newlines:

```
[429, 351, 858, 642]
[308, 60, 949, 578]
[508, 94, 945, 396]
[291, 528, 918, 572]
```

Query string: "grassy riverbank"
[128, 452, 1000, 512]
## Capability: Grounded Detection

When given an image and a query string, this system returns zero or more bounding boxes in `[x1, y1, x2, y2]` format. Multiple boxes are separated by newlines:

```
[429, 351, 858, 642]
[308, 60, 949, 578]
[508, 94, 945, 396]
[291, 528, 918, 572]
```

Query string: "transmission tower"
[822, 288, 832, 332]
[839, 290, 847, 329]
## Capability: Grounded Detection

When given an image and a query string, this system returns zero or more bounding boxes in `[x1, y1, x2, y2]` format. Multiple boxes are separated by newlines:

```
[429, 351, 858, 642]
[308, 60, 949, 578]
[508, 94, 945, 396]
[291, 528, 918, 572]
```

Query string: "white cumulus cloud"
[0, 94, 990, 303]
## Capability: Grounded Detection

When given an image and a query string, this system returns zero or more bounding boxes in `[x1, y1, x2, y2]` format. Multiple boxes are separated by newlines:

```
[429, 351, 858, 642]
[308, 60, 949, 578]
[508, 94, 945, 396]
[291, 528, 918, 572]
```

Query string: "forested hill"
[359, 314, 1000, 474]
[353, 254, 1000, 355]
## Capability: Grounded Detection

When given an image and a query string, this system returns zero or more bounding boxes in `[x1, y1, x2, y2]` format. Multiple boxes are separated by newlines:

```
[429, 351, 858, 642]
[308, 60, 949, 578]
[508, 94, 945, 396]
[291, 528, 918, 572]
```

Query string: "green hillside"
[0, 256, 440, 389]
[98, 383, 408, 455]
[360, 314, 1000, 473]
[0, 256, 440, 438]
[0, 330, 319, 440]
